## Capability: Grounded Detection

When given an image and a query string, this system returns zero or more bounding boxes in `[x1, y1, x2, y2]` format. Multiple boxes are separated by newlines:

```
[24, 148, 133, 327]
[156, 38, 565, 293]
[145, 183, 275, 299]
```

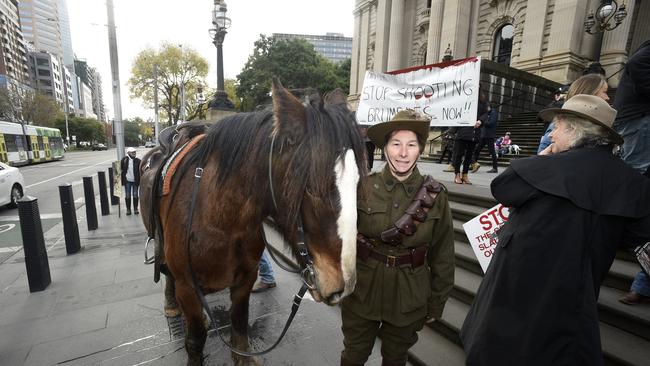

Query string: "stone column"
[350, 9, 362, 95]
[426, 0, 445, 63]
[439, 0, 472, 60]
[357, 7, 371, 93]
[467, 0, 480, 56]
[374, 0, 391, 72]
[547, 0, 589, 54]
[517, 0, 550, 67]
[387, 0, 405, 71]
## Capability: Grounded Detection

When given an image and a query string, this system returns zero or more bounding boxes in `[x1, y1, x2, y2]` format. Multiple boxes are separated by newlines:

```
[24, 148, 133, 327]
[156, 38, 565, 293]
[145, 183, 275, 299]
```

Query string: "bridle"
[181, 132, 317, 357]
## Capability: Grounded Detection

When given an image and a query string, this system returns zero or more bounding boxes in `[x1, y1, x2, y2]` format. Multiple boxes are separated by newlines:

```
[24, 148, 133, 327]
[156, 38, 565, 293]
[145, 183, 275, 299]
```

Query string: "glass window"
[492, 24, 514, 65]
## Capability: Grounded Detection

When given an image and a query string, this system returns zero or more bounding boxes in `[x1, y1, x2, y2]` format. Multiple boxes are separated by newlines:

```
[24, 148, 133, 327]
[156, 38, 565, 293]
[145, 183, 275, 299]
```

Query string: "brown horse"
[144, 80, 366, 365]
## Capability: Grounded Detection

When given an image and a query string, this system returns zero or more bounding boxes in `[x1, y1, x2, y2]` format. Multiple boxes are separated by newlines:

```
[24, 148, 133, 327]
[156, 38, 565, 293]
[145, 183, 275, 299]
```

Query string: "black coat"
[480, 108, 498, 139]
[450, 100, 490, 142]
[461, 146, 650, 366]
[121, 156, 141, 186]
[614, 39, 650, 121]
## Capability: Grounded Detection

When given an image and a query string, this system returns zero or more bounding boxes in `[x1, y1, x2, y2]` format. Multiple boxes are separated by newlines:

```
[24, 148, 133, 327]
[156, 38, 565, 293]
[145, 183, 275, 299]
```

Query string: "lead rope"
[184, 162, 311, 356]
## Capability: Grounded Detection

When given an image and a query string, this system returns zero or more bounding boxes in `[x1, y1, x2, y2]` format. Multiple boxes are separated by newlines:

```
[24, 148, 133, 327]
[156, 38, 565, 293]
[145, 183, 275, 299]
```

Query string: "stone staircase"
[407, 184, 650, 366]
[426, 111, 547, 167]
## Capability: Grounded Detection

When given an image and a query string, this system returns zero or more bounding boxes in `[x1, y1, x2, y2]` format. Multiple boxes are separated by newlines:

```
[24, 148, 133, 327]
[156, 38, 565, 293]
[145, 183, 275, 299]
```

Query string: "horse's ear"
[272, 77, 306, 142]
[324, 88, 348, 107]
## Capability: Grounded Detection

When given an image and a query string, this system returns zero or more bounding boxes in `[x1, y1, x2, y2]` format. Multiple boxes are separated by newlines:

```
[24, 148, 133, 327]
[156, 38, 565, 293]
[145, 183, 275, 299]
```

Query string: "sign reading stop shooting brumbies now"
[462, 204, 510, 273]
[356, 57, 481, 127]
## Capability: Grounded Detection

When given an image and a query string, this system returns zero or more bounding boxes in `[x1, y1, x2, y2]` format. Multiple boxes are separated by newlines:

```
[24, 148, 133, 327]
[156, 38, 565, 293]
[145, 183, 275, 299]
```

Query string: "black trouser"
[453, 140, 476, 174]
[473, 137, 497, 170]
[438, 142, 453, 164]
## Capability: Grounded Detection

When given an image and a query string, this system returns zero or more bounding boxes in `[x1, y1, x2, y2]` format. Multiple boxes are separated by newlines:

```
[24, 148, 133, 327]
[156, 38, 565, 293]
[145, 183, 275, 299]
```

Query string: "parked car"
[145, 141, 156, 148]
[0, 162, 24, 208]
[92, 143, 108, 151]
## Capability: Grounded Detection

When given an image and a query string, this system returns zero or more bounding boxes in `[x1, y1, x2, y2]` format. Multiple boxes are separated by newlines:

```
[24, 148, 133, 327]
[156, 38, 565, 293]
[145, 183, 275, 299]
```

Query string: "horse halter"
[268, 132, 317, 291]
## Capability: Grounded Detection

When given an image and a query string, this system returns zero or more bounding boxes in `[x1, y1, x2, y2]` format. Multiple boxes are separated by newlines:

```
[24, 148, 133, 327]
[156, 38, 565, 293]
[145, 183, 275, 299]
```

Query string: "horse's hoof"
[164, 305, 181, 318]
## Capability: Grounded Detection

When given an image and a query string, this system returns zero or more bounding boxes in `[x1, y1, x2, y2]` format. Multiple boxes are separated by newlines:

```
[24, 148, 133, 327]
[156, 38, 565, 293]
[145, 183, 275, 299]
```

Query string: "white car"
[0, 162, 25, 208]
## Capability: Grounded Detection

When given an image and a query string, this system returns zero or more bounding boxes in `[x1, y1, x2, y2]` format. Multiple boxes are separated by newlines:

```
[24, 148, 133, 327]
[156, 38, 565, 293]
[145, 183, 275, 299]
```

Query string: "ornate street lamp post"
[583, 0, 627, 75]
[208, 0, 234, 110]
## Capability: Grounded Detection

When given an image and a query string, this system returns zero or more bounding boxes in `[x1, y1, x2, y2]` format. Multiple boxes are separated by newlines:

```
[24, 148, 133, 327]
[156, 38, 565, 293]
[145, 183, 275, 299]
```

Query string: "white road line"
[25, 158, 115, 189]
[0, 213, 62, 221]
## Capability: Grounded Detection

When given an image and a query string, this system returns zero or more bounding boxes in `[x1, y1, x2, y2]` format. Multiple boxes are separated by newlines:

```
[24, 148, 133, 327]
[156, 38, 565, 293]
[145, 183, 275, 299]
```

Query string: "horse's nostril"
[327, 290, 344, 304]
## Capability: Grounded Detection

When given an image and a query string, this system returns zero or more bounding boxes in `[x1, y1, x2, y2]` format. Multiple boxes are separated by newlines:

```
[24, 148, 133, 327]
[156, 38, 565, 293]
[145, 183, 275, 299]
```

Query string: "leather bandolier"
[141, 121, 208, 282]
[357, 175, 442, 268]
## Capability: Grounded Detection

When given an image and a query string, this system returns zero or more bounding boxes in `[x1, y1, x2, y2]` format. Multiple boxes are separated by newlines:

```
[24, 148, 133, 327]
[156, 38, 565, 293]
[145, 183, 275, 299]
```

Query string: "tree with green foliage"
[236, 35, 349, 111]
[54, 116, 105, 146]
[0, 88, 62, 126]
[128, 43, 209, 125]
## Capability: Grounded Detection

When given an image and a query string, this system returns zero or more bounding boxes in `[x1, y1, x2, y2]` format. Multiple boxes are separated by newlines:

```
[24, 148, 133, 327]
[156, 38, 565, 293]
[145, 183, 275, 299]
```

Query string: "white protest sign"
[462, 203, 510, 273]
[356, 57, 481, 127]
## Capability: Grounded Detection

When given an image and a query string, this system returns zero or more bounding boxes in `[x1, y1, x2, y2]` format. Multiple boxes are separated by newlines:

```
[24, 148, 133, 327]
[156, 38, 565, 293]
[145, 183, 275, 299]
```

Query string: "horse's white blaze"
[334, 149, 359, 298]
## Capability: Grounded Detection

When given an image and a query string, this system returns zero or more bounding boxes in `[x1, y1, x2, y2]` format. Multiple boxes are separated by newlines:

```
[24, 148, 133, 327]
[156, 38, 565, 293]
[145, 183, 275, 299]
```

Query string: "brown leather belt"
[357, 234, 427, 268]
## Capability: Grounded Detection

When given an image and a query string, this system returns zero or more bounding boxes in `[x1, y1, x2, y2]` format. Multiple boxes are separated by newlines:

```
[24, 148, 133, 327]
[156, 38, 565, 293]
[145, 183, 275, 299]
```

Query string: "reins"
[182, 132, 316, 356]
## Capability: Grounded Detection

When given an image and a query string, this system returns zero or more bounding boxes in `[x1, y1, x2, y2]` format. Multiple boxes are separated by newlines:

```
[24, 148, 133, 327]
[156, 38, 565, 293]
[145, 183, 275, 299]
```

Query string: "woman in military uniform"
[340, 110, 455, 366]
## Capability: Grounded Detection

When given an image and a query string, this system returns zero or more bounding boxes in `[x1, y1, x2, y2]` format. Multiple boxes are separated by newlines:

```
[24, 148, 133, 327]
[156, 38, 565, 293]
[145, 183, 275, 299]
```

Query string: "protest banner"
[462, 203, 510, 273]
[356, 57, 481, 127]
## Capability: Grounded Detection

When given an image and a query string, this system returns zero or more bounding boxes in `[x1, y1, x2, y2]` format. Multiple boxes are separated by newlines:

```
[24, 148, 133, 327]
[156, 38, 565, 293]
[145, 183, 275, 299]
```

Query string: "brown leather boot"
[461, 173, 472, 185]
[454, 173, 463, 184]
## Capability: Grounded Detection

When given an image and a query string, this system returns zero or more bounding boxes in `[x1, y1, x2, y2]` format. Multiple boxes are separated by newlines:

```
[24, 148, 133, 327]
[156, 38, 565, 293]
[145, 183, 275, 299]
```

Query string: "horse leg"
[176, 281, 208, 366]
[164, 275, 182, 317]
[230, 279, 261, 366]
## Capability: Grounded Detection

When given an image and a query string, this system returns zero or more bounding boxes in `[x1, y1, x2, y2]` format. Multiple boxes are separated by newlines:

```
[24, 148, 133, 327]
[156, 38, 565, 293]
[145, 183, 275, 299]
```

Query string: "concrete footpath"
[0, 197, 378, 365]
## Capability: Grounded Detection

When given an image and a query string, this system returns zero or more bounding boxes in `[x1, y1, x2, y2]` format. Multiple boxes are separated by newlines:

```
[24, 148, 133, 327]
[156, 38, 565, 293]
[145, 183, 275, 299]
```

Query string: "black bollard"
[18, 196, 51, 292]
[58, 184, 81, 254]
[82, 176, 98, 230]
[108, 167, 119, 205]
[97, 171, 110, 216]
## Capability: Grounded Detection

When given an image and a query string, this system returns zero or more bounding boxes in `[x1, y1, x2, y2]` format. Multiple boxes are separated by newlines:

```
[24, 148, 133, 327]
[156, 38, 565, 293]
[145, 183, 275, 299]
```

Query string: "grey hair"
[555, 114, 616, 149]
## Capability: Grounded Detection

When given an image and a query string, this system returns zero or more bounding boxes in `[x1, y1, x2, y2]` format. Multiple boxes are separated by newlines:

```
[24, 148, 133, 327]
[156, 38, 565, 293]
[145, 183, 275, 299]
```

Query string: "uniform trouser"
[341, 308, 425, 364]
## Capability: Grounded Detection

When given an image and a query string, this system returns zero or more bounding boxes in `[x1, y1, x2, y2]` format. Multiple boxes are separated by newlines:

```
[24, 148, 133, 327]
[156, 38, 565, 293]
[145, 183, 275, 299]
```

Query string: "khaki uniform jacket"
[342, 165, 455, 327]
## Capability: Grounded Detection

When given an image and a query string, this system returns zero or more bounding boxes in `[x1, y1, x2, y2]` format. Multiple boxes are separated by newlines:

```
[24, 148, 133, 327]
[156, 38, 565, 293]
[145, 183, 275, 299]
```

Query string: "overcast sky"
[66, 0, 355, 121]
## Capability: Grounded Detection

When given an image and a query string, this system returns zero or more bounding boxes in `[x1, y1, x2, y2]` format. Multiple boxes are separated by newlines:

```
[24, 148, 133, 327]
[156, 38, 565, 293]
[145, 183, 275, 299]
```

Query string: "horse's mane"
[171, 97, 367, 229]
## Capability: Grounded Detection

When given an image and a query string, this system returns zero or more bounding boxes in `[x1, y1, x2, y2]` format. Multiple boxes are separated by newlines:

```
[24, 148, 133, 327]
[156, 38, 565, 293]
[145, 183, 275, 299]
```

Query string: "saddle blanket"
[161, 134, 206, 196]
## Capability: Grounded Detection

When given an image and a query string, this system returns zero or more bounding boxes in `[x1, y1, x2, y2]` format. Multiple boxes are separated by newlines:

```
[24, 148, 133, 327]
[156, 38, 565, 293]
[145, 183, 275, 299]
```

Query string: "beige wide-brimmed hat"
[538, 94, 623, 144]
[367, 109, 431, 148]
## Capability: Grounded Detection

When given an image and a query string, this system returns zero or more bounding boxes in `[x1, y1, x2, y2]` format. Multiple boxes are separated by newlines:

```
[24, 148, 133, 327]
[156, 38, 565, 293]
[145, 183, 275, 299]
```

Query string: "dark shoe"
[125, 198, 131, 215]
[619, 291, 650, 305]
[471, 162, 480, 173]
[487, 168, 498, 173]
[252, 281, 276, 293]
[133, 198, 139, 214]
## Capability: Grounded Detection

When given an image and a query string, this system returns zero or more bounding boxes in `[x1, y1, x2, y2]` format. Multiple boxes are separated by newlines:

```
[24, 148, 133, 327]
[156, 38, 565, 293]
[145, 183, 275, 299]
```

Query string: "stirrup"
[144, 237, 155, 264]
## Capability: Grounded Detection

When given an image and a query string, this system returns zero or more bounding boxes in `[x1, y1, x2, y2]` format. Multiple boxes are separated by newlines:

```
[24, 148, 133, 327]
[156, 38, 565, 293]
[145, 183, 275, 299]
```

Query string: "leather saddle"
[141, 121, 209, 282]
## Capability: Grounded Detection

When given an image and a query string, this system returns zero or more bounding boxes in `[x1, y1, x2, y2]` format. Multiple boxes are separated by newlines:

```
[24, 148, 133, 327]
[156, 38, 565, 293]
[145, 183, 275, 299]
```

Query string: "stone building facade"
[350, 0, 650, 104]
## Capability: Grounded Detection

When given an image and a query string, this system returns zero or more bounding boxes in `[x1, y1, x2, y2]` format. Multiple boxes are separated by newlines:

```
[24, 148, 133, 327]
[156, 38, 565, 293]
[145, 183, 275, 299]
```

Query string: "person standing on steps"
[121, 147, 141, 215]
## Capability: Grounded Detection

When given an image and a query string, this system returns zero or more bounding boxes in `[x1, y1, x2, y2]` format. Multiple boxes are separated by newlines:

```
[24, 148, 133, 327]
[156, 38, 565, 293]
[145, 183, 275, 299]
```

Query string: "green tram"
[0, 120, 65, 166]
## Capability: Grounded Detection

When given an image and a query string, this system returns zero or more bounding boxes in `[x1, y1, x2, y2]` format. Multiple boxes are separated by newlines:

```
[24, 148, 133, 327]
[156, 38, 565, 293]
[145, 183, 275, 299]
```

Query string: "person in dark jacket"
[120, 147, 141, 215]
[449, 91, 489, 184]
[470, 106, 499, 173]
[613, 40, 650, 305]
[461, 95, 650, 365]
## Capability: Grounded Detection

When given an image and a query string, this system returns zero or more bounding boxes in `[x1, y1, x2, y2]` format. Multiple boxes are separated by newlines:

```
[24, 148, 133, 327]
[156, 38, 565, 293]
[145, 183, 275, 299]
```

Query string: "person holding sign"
[460, 95, 650, 365]
[340, 110, 454, 366]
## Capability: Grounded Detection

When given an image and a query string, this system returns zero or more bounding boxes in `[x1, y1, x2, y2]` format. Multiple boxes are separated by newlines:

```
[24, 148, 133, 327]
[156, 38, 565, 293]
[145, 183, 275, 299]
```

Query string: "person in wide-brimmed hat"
[340, 109, 455, 366]
[460, 94, 650, 365]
